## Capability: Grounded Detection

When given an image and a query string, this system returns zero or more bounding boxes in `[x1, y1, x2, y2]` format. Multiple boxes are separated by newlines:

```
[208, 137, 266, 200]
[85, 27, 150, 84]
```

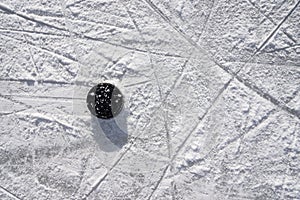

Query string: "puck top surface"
[86, 83, 124, 119]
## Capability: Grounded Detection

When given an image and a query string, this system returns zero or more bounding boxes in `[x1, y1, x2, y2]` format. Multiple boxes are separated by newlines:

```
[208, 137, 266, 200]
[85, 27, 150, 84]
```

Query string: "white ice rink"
[0, 0, 300, 199]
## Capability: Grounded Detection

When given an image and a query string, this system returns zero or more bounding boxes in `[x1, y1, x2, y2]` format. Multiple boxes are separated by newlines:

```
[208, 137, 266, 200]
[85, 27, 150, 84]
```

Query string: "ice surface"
[0, 0, 299, 199]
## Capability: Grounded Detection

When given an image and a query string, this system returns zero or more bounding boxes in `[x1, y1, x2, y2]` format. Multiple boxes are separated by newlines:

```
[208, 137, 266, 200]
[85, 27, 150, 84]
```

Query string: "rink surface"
[0, 0, 300, 199]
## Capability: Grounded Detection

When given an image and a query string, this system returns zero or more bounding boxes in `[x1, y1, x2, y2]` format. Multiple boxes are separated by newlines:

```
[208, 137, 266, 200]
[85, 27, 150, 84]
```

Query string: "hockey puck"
[86, 83, 124, 119]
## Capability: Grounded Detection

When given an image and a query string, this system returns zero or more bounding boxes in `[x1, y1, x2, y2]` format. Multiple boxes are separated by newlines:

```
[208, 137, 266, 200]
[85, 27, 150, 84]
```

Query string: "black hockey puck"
[86, 83, 124, 119]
